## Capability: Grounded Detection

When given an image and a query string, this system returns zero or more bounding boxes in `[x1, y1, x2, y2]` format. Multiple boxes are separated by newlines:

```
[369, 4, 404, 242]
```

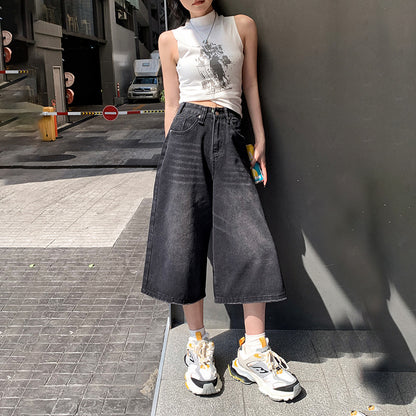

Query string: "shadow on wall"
[217, 0, 416, 375]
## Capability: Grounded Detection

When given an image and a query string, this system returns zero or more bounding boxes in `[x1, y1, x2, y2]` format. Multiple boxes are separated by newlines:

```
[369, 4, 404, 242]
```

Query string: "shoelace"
[264, 349, 290, 373]
[195, 340, 214, 368]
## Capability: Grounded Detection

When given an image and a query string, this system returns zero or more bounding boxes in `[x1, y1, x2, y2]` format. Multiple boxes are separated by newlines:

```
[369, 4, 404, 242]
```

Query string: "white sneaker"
[228, 336, 302, 401]
[184, 331, 222, 395]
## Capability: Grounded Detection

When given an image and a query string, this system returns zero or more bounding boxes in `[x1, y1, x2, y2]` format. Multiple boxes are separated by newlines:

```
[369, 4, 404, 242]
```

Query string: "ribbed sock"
[243, 332, 267, 354]
[189, 326, 207, 340]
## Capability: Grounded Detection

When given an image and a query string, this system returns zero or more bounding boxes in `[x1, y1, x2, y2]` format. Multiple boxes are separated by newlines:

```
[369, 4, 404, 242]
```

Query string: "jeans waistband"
[178, 102, 241, 123]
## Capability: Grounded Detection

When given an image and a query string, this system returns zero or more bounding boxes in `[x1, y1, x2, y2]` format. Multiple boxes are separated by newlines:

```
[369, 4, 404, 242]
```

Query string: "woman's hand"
[251, 139, 267, 187]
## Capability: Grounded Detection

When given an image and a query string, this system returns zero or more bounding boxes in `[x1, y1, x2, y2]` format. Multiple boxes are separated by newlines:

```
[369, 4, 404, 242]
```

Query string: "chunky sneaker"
[228, 336, 302, 401]
[184, 331, 222, 395]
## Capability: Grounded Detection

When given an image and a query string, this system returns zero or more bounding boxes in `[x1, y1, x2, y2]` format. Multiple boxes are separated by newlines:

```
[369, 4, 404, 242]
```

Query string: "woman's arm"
[234, 15, 267, 186]
[158, 31, 180, 136]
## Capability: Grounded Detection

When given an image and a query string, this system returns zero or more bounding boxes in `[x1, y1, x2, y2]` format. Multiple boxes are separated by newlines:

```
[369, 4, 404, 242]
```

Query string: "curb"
[0, 116, 18, 127]
[151, 314, 171, 416]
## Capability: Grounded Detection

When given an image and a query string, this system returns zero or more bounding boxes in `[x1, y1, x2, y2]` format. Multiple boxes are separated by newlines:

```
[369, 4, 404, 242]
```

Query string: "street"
[0, 102, 169, 415]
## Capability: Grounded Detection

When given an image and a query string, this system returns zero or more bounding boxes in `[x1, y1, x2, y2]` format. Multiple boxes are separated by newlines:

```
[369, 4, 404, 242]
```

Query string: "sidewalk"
[155, 325, 415, 416]
[0, 105, 169, 414]
[0, 167, 169, 415]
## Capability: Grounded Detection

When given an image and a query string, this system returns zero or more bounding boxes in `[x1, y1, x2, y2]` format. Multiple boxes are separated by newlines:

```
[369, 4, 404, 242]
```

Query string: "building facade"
[1, 0, 163, 122]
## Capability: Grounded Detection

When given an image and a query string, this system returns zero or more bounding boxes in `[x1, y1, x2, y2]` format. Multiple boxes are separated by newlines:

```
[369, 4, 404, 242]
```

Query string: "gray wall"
[29, 20, 63, 106]
[100, 0, 137, 103]
[111, 9, 137, 97]
[172, 0, 416, 370]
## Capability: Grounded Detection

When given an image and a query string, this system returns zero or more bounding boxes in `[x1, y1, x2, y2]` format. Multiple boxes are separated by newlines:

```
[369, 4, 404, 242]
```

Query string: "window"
[37, 0, 63, 26]
[133, 77, 157, 84]
[64, 0, 95, 36]
[115, 0, 134, 30]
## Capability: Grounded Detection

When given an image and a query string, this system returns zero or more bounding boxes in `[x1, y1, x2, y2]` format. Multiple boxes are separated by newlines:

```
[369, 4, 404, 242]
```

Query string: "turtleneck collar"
[188, 9, 216, 27]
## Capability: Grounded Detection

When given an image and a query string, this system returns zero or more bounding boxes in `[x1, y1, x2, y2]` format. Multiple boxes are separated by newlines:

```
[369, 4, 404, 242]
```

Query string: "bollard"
[51, 99, 58, 138]
[38, 107, 56, 141]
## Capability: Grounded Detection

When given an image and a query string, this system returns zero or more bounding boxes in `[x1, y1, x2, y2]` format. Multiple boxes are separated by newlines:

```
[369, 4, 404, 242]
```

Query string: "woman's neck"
[189, 5, 214, 19]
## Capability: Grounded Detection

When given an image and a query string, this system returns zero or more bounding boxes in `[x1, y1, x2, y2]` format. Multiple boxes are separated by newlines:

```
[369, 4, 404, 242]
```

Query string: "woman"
[141, 0, 302, 401]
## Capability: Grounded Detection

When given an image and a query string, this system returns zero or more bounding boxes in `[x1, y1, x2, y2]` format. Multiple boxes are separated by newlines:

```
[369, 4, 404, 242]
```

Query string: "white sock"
[243, 332, 267, 354]
[189, 327, 207, 340]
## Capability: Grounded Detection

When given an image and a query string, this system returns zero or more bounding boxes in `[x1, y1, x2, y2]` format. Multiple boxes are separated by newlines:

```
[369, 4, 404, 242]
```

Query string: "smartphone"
[246, 144, 264, 184]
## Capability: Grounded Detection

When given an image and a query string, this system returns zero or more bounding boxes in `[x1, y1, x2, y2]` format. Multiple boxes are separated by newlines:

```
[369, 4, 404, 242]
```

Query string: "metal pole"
[163, 0, 168, 31]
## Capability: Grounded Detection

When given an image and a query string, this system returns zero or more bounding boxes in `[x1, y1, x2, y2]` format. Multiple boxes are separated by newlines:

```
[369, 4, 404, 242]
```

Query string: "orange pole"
[52, 100, 58, 137]
[54, 112, 58, 137]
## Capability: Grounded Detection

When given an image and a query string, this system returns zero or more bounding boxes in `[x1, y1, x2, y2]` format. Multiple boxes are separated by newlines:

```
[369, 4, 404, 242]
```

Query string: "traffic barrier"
[40, 109, 165, 117]
[38, 107, 56, 141]
[0, 70, 28, 74]
[38, 106, 164, 138]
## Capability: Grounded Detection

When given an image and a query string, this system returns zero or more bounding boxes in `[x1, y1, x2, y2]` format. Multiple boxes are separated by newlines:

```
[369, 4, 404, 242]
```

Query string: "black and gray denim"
[141, 102, 287, 304]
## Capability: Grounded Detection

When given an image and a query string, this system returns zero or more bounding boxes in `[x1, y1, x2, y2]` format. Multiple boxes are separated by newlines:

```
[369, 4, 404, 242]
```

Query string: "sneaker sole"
[184, 371, 222, 396]
[228, 362, 255, 385]
[229, 360, 302, 402]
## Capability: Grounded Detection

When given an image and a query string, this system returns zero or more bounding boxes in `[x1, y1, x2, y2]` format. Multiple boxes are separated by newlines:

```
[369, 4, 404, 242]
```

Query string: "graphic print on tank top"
[196, 41, 232, 94]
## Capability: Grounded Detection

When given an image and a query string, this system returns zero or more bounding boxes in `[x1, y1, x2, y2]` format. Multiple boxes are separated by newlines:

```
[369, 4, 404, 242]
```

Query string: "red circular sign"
[66, 88, 74, 105]
[4, 47, 12, 63]
[102, 105, 118, 121]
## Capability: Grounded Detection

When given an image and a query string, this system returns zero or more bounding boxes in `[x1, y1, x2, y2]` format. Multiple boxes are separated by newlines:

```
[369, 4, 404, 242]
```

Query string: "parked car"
[127, 51, 163, 102]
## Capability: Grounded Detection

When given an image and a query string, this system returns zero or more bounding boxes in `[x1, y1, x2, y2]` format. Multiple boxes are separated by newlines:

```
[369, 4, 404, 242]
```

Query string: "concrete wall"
[100, 0, 137, 104]
[29, 20, 63, 106]
[172, 0, 416, 370]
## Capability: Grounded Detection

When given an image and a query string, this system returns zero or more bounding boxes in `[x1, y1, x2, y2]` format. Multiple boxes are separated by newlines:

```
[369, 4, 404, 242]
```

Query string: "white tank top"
[172, 10, 244, 117]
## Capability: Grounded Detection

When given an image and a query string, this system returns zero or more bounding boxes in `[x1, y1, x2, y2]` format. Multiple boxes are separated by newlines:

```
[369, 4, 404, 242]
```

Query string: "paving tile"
[101, 398, 128, 415]
[244, 380, 332, 416]
[350, 371, 406, 406]
[126, 398, 153, 414]
[0, 167, 168, 416]
[16, 398, 57, 414]
[394, 372, 416, 416]
[155, 376, 244, 416]
[51, 398, 80, 415]
[77, 398, 104, 415]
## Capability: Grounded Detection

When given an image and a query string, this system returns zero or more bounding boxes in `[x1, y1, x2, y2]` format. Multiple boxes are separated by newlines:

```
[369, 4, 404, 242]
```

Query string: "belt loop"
[198, 105, 208, 125]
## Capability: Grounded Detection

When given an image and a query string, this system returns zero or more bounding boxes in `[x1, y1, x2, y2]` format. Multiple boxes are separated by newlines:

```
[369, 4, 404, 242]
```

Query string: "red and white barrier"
[40, 108, 164, 118]
[0, 70, 28, 74]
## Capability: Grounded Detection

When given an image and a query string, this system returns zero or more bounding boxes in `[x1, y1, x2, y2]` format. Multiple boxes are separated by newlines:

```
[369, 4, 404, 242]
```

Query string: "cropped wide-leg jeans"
[141, 102, 287, 305]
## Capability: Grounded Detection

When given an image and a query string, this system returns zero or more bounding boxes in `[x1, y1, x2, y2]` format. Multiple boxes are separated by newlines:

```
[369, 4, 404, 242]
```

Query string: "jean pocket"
[229, 115, 242, 132]
[170, 113, 200, 134]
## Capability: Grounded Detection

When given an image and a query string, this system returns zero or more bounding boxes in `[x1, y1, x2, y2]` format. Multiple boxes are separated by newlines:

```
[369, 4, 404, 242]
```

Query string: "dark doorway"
[62, 35, 102, 105]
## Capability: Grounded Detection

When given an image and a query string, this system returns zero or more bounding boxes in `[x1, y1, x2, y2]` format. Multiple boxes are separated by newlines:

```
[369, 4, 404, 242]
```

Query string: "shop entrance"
[62, 36, 102, 106]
